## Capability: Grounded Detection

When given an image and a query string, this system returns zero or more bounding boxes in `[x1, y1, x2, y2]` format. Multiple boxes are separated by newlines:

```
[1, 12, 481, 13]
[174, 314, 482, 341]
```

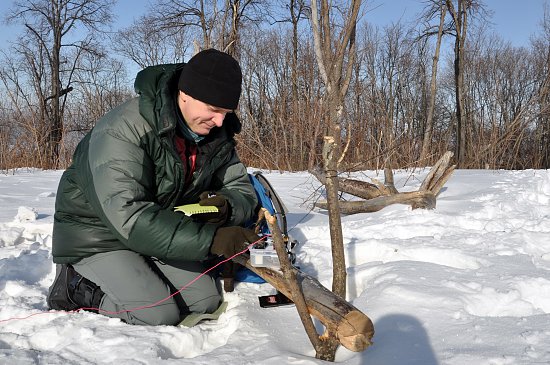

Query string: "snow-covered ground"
[1, 168, 549, 364]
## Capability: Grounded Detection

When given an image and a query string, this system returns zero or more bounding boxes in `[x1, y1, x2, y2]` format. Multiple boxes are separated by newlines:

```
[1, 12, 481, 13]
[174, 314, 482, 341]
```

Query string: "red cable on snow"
[0, 235, 267, 324]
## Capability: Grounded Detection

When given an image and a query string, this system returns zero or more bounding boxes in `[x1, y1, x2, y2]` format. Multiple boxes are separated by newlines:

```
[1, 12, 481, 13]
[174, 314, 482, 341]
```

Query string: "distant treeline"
[1, 0, 548, 171]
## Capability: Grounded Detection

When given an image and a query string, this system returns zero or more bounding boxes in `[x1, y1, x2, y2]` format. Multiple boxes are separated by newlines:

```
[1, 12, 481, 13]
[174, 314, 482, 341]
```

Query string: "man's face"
[177, 91, 233, 135]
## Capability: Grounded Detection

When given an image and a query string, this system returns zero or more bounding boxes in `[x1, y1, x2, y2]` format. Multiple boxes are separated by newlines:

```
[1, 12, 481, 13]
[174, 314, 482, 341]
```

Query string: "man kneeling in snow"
[47, 49, 259, 325]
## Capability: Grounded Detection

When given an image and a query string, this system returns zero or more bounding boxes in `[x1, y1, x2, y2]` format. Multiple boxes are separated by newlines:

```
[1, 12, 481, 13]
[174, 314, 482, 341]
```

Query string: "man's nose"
[212, 113, 226, 126]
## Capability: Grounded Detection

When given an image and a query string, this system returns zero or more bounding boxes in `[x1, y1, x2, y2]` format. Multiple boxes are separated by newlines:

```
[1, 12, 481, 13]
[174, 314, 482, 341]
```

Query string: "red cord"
[0, 235, 267, 324]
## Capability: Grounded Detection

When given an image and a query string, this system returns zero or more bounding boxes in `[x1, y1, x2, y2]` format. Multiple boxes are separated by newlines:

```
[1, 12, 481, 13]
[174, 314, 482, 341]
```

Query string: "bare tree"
[532, 3, 550, 168]
[69, 52, 132, 132]
[419, 0, 448, 162]
[445, 0, 469, 166]
[112, 15, 189, 68]
[0, 44, 51, 168]
[3, 0, 550, 171]
[445, 0, 486, 167]
[236, 23, 323, 171]
[5, 0, 113, 168]
[149, 0, 267, 57]
[309, 0, 361, 361]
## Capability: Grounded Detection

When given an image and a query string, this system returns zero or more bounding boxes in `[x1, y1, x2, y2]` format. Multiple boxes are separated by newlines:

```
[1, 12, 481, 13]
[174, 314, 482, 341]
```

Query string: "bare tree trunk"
[309, 0, 361, 360]
[421, 2, 447, 162]
[446, 0, 469, 167]
[7, 0, 112, 169]
[49, 6, 63, 169]
[310, 0, 360, 297]
[322, 136, 347, 297]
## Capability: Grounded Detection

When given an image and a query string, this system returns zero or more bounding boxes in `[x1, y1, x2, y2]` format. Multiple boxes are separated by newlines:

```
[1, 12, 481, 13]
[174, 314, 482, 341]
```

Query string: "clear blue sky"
[366, 0, 548, 46]
[0, 0, 546, 53]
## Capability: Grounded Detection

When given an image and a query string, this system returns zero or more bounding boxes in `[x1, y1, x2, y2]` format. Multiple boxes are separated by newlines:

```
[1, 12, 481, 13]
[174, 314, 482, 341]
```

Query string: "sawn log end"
[337, 310, 375, 352]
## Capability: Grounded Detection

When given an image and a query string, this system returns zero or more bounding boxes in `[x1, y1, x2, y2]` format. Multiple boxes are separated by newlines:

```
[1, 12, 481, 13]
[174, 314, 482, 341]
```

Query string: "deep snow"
[1, 168, 549, 364]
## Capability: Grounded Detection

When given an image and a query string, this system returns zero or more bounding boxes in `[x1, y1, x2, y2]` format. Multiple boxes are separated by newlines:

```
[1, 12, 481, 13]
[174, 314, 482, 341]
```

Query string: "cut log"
[231, 254, 374, 352]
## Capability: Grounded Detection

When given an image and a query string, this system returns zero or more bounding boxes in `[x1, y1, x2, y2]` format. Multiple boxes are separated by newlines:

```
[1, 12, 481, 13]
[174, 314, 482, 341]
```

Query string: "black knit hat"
[178, 49, 242, 110]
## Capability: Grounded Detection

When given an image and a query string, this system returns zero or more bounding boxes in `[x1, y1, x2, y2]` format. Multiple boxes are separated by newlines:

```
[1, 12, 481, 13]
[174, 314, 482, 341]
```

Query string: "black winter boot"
[67, 265, 105, 313]
[47, 264, 105, 313]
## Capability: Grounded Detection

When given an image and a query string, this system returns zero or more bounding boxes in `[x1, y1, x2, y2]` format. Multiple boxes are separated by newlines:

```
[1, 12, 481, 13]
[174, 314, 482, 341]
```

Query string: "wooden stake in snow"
[232, 210, 374, 354]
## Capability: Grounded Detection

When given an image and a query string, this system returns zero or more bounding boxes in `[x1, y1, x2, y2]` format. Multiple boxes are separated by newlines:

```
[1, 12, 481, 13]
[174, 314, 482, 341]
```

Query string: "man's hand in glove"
[197, 192, 230, 225]
[210, 226, 260, 258]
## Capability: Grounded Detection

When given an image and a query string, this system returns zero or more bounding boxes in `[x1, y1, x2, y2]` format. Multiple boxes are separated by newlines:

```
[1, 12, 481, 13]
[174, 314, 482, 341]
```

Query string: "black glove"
[210, 226, 260, 258]
[198, 192, 230, 226]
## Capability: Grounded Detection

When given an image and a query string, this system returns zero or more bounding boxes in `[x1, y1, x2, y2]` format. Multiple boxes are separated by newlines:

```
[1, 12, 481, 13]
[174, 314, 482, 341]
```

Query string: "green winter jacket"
[52, 63, 257, 264]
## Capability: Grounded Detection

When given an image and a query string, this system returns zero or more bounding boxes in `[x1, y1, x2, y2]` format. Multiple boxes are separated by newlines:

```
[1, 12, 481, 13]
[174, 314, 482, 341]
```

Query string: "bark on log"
[311, 167, 384, 199]
[419, 151, 456, 195]
[316, 190, 436, 213]
[231, 254, 375, 352]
